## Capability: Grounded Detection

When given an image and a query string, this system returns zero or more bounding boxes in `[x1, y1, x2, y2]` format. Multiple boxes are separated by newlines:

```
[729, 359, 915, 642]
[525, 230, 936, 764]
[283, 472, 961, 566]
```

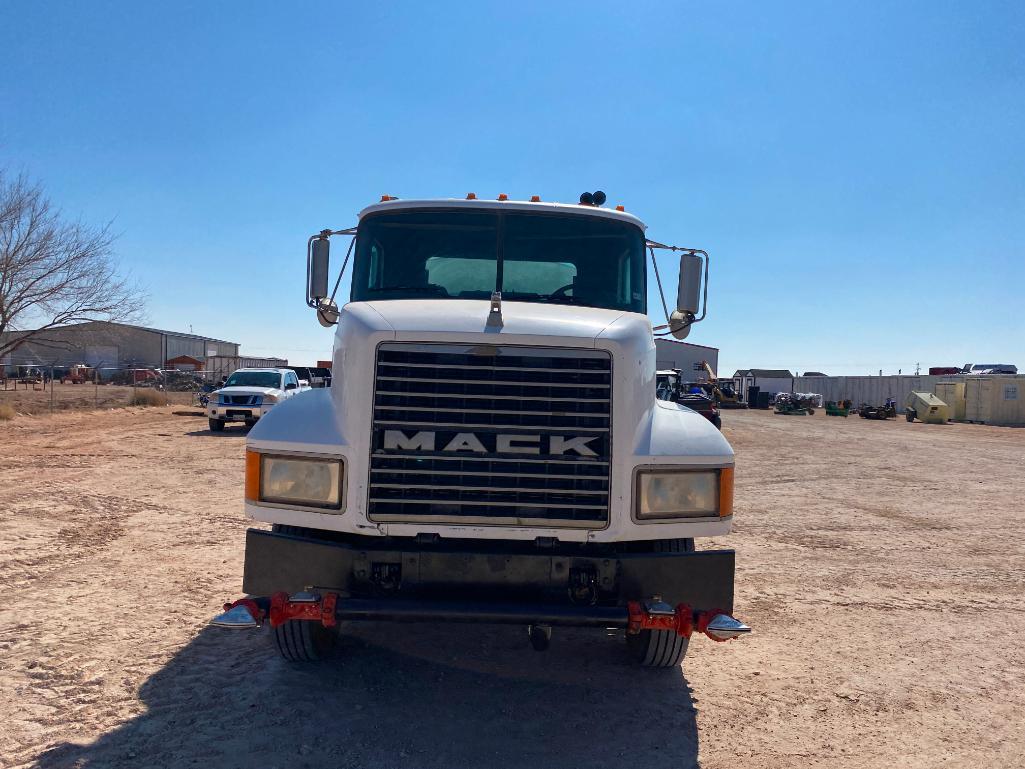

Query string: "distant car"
[287, 365, 332, 388]
[206, 368, 308, 431]
[309, 366, 333, 387]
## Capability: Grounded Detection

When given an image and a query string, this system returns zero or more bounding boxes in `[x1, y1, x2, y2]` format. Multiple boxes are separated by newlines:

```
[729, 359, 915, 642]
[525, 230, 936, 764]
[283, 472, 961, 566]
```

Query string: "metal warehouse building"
[0, 321, 239, 368]
[654, 339, 720, 378]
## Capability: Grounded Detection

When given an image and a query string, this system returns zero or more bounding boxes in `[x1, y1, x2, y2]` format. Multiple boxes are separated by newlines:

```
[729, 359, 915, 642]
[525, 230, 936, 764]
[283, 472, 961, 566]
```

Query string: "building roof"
[653, 338, 719, 352]
[46, 320, 238, 346]
[734, 369, 794, 378]
[802, 371, 828, 377]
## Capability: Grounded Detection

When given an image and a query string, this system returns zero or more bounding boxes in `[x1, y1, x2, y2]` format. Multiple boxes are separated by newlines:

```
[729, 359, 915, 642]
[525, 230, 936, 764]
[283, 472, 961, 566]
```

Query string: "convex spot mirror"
[316, 298, 340, 328]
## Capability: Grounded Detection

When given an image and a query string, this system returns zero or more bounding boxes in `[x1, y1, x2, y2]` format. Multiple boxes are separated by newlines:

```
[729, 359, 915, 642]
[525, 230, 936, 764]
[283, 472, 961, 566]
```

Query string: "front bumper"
[208, 403, 273, 421]
[242, 528, 735, 613]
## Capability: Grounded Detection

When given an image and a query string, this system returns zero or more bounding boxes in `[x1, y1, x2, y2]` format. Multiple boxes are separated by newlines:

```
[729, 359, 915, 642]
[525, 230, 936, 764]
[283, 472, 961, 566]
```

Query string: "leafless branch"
[0, 171, 146, 361]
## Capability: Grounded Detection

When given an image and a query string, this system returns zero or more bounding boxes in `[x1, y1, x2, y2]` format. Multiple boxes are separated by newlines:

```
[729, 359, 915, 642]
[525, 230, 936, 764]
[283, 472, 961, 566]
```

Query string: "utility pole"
[915, 362, 920, 375]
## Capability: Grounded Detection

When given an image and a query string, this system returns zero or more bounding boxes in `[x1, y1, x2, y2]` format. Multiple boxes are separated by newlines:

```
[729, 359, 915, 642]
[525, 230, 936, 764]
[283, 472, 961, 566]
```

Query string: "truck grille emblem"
[382, 430, 597, 456]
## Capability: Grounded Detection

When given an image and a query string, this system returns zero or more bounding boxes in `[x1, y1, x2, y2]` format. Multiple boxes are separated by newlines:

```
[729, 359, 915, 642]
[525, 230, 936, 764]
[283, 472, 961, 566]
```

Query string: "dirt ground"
[0, 382, 193, 416]
[1, 407, 1023, 769]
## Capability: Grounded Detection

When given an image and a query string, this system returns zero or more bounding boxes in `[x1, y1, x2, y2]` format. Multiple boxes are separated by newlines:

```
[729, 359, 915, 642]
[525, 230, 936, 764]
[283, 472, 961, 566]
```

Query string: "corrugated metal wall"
[205, 356, 289, 380]
[0, 323, 160, 367]
[165, 335, 238, 360]
[793, 375, 947, 413]
[1, 323, 240, 368]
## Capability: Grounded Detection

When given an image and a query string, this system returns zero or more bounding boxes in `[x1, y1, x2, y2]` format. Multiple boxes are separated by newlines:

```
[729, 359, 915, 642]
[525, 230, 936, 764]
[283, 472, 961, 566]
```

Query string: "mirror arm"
[646, 242, 709, 336]
[648, 244, 672, 327]
[328, 235, 357, 306]
[306, 227, 357, 309]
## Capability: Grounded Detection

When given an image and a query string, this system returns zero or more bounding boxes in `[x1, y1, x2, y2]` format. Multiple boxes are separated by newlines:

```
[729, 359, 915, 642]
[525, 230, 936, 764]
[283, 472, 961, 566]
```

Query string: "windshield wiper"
[502, 291, 588, 306]
[367, 285, 448, 295]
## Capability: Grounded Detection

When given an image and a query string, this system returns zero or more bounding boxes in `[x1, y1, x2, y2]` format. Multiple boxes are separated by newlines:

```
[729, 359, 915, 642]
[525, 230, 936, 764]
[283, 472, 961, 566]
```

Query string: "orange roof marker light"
[466, 192, 477, 200]
[530, 195, 541, 202]
[380, 195, 398, 202]
[615, 205, 625, 212]
[497, 193, 508, 201]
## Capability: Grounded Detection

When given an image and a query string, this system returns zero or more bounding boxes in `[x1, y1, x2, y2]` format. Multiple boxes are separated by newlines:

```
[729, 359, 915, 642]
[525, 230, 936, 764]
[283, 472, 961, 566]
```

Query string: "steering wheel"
[549, 283, 575, 299]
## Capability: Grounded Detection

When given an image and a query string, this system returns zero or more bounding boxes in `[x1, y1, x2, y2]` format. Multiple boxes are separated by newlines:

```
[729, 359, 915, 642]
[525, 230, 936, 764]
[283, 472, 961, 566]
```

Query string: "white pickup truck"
[207, 368, 307, 431]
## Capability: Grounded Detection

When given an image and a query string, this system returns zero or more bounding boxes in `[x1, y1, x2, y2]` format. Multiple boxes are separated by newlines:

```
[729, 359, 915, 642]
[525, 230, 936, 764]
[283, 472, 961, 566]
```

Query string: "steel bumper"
[242, 528, 735, 613]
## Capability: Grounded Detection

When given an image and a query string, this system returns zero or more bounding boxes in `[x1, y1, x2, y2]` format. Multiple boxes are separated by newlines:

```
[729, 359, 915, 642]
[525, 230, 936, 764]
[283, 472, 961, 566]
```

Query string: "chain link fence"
[0, 362, 222, 416]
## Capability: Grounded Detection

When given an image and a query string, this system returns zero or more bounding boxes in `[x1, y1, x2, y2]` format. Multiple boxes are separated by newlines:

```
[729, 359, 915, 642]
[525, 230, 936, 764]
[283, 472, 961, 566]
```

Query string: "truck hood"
[353, 299, 635, 344]
[216, 386, 281, 397]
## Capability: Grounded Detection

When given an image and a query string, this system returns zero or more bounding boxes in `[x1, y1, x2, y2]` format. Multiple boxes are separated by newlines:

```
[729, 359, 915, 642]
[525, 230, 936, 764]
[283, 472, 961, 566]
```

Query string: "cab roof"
[357, 197, 647, 231]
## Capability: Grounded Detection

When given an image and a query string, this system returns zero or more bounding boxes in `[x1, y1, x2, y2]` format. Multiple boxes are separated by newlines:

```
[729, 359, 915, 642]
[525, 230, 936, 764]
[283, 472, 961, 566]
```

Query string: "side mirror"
[285, 382, 297, 391]
[309, 236, 330, 301]
[677, 253, 703, 315]
[671, 252, 707, 340]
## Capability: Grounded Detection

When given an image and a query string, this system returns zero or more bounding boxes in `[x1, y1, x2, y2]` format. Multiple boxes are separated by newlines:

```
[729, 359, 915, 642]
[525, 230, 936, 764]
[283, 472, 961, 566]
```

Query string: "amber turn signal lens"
[719, 467, 734, 518]
[245, 450, 261, 502]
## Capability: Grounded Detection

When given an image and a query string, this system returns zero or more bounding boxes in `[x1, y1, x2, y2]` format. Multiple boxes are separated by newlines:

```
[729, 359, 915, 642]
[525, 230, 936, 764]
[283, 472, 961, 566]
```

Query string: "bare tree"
[0, 171, 143, 361]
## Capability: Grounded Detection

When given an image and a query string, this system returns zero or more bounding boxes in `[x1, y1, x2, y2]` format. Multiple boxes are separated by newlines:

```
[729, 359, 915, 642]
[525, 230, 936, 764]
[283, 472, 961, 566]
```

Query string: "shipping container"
[964, 376, 1025, 426]
[934, 381, 966, 421]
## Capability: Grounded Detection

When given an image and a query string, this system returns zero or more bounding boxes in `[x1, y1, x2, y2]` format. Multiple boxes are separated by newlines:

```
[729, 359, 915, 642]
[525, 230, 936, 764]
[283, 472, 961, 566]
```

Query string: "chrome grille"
[225, 394, 259, 405]
[368, 343, 612, 528]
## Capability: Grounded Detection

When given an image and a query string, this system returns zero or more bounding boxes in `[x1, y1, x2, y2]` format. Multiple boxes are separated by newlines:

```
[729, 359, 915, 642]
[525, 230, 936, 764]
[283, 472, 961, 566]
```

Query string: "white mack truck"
[213, 191, 750, 667]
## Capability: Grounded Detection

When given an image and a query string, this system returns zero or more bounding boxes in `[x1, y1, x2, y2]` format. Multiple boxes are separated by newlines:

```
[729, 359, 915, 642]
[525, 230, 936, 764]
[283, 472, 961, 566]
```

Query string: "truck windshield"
[224, 372, 281, 388]
[350, 209, 646, 313]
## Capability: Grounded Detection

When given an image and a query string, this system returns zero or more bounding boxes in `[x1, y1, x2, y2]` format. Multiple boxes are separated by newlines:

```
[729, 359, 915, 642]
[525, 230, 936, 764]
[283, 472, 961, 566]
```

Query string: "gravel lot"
[1, 406, 1023, 768]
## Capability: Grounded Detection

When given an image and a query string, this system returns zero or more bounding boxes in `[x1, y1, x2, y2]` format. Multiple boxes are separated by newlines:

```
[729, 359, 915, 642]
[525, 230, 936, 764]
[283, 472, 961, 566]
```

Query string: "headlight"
[262, 394, 279, 404]
[635, 468, 733, 520]
[246, 451, 343, 509]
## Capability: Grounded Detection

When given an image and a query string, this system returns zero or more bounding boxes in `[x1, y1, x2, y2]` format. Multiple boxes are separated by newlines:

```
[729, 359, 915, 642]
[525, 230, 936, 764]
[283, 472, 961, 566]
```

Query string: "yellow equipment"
[904, 391, 949, 424]
[701, 361, 746, 408]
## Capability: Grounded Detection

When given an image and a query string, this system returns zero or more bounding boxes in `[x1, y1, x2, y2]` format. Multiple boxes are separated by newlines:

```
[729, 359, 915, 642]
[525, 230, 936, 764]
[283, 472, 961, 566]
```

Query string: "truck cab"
[215, 195, 748, 667]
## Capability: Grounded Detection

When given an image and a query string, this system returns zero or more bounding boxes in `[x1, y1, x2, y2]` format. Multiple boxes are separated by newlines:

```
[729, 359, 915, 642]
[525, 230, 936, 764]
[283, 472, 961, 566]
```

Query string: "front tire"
[208, 418, 225, 432]
[274, 619, 337, 662]
[625, 538, 693, 668]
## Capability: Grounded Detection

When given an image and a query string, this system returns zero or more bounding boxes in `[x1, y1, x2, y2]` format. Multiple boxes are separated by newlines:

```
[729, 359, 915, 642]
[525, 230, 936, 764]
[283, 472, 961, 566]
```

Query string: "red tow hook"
[627, 600, 693, 637]
[212, 592, 339, 629]
[268, 591, 337, 628]
[627, 599, 752, 642]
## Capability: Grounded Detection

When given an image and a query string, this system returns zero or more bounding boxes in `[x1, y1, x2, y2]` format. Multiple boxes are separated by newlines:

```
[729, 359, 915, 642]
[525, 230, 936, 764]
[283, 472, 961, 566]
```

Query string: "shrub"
[0, 404, 15, 421]
[130, 390, 165, 407]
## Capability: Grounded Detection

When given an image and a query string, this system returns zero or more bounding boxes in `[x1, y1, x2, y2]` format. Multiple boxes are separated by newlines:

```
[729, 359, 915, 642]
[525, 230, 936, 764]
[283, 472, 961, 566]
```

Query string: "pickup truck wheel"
[712, 414, 722, 430]
[208, 418, 225, 432]
[625, 537, 693, 668]
[273, 620, 336, 662]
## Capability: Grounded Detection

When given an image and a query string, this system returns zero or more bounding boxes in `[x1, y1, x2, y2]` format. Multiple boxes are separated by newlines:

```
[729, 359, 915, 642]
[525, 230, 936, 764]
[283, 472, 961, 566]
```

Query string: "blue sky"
[2, 1, 1022, 375]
